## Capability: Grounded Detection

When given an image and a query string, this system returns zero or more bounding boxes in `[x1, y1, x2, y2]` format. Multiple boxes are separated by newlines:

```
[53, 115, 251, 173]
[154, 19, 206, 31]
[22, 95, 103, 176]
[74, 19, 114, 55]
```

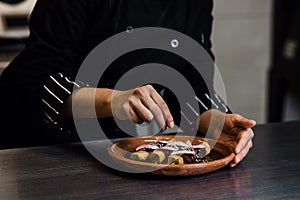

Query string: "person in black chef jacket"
[0, 0, 255, 167]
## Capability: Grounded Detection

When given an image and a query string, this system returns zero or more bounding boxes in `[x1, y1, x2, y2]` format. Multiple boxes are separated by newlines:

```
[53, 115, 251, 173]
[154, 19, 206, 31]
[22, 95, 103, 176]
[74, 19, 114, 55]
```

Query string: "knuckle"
[150, 104, 160, 114]
[166, 116, 173, 122]
[232, 114, 242, 122]
[239, 151, 244, 160]
[249, 141, 253, 148]
[144, 115, 152, 122]
[145, 84, 154, 90]
[250, 131, 255, 138]
[122, 103, 128, 112]
[157, 100, 168, 110]
[134, 86, 151, 98]
[133, 87, 143, 96]
[128, 96, 136, 106]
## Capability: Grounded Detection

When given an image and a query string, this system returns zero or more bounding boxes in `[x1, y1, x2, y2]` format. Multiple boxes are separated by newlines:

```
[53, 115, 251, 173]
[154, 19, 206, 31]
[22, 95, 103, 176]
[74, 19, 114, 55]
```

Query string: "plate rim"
[107, 135, 235, 176]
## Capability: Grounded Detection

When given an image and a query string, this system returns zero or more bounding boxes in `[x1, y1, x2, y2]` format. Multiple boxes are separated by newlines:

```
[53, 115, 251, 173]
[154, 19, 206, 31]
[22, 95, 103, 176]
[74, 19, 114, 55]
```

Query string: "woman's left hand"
[198, 110, 256, 167]
[219, 114, 256, 167]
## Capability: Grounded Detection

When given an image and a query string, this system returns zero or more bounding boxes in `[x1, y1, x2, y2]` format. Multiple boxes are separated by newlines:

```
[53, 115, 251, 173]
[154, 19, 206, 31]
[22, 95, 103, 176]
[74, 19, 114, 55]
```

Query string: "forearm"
[63, 88, 114, 118]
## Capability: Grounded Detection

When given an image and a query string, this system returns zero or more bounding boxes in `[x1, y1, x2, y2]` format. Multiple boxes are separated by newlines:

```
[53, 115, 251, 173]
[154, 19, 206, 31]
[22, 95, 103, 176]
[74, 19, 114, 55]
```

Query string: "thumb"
[231, 114, 256, 129]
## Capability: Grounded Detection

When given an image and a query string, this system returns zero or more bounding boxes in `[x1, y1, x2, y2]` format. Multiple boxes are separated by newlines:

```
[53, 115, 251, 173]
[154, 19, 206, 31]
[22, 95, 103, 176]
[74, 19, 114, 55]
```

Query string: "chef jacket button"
[171, 39, 179, 48]
[126, 26, 134, 33]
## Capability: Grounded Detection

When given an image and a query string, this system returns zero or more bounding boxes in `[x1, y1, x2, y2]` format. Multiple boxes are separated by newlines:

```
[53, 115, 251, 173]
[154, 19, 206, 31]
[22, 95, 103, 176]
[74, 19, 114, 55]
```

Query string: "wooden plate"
[107, 135, 235, 176]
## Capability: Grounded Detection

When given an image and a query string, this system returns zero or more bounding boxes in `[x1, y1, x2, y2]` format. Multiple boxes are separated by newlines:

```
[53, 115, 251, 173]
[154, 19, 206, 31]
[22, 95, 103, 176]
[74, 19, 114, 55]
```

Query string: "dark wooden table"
[0, 121, 300, 200]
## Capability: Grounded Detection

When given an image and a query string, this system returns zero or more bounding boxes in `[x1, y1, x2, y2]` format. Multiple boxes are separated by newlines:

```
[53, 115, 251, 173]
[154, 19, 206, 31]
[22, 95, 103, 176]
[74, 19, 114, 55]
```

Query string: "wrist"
[63, 87, 114, 118]
[95, 88, 114, 118]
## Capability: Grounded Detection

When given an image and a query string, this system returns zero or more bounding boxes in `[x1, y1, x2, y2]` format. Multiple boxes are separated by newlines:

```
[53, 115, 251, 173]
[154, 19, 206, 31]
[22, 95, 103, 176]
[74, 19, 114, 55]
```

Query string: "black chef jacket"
[0, 0, 229, 149]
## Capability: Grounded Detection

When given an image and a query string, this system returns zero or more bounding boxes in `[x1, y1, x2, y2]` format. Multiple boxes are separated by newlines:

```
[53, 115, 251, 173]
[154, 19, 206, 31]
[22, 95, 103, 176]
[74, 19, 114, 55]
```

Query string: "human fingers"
[230, 114, 256, 129]
[140, 92, 167, 131]
[234, 128, 254, 154]
[149, 86, 174, 129]
[133, 85, 171, 131]
[129, 95, 153, 123]
[128, 106, 145, 124]
[151, 102, 167, 131]
[229, 139, 253, 167]
[229, 128, 254, 167]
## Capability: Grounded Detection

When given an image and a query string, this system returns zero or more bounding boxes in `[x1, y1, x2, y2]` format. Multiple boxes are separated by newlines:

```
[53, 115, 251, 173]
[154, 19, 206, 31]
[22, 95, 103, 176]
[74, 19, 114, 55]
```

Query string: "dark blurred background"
[0, 0, 33, 73]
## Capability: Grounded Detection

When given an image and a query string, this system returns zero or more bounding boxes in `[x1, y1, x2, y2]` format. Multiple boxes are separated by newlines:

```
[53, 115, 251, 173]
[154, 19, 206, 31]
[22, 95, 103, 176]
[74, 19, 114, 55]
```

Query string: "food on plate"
[130, 150, 149, 161]
[149, 150, 166, 164]
[168, 155, 184, 164]
[128, 139, 212, 164]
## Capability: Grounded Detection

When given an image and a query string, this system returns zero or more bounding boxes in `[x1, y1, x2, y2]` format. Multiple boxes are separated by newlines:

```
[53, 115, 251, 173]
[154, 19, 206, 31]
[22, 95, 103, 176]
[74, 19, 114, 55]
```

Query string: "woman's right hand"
[64, 84, 174, 131]
[111, 85, 174, 131]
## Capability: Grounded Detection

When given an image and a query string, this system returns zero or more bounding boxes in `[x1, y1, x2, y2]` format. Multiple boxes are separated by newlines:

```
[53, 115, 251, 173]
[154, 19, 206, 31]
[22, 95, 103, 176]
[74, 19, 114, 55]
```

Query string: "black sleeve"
[0, 0, 94, 134]
[41, 72, 89, 130]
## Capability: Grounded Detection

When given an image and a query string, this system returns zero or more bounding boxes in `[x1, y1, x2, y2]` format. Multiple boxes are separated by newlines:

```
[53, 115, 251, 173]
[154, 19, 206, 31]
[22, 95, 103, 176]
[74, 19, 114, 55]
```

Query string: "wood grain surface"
[0, 121, 300, 200]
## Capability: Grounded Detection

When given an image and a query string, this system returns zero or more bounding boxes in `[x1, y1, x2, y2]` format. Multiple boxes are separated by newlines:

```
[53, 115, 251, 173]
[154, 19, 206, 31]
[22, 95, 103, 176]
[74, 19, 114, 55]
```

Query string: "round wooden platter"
[107, 135, 235, 176]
